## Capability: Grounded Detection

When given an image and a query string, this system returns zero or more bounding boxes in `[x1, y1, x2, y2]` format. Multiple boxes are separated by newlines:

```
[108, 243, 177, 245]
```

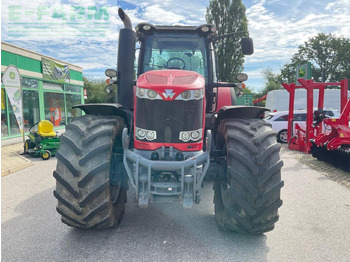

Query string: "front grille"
[135, 97, 203, 143]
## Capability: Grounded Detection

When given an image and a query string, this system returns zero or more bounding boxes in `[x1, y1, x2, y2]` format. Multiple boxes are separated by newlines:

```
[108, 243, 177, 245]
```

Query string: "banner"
[1, 65, 24, 136]
[42, 58, 70, 83]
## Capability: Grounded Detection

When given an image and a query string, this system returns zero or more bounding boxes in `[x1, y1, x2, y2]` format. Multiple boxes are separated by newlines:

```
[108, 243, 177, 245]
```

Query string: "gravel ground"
[281, 144, 350, 189]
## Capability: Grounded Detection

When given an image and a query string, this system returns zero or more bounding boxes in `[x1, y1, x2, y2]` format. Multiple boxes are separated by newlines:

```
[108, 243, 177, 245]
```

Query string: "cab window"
[141, 32, 208, 78]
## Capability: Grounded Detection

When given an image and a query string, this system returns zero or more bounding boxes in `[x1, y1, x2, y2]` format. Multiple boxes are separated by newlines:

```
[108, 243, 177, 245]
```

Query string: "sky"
[1, 0, 350, 92]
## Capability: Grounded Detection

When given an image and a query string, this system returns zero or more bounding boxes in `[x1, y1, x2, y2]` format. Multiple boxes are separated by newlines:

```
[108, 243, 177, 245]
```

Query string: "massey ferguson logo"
[163, 89, 175, 99]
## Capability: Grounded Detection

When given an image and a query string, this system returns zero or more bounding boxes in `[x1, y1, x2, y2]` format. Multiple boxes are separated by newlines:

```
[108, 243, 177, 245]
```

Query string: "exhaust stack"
[117, 8, 136, 110]
[118, 8, 132, 30]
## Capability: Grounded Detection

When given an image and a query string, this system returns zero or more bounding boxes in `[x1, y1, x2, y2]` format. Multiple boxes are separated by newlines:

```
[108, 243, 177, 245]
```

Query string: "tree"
[337, 38, 350, 81]
[83, 77, 116, 103]
[280, 33, 350, 84]
[280, 62, 299, 84]
[242, 85, 253, 94]
[251, 69, 284, 107]
[259, 68, 283, 96]
[206, 0, 248, 82]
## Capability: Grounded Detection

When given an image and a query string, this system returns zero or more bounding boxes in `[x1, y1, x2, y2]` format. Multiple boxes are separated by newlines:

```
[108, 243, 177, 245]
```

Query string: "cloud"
[244, 0, 350, 91]
[2, 0, 210, 80]
[142, 5, 185, 24]
[2, 0, 349, 92]
[122, 0, 208, 25]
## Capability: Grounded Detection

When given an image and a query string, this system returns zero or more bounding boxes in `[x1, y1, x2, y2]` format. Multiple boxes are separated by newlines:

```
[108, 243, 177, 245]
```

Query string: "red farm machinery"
[282, 79, 350, 171]
[53, 8, 284, 233]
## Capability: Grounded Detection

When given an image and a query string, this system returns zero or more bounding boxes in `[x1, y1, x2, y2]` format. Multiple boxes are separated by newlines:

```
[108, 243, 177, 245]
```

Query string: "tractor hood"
[136, 70, 205, 101]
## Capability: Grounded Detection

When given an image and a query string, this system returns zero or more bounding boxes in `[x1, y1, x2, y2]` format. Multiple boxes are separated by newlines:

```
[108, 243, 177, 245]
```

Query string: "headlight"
[179, 129, 202, 142]
[193, 89, 201, 98]
[105, 69, 117, 78]
[136, 87, 161, 99]
[136, 127, 157, 141]
[138, 87, 145, 97]
[147, 89, 157, 99]
[236, 73, 248, 82]
[191, 130, 200, 140]
[176, 89, 204, 100]
[180, 132, 191, 142]
[201, 26, 209, 32]
[137, 128, 146, 139]
[146, 130, 156, 140]
[181, 91, 191, 100]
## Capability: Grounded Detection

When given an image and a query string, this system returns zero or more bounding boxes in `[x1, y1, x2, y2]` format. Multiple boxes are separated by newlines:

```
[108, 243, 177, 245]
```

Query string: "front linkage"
[122, 128, 212, 208]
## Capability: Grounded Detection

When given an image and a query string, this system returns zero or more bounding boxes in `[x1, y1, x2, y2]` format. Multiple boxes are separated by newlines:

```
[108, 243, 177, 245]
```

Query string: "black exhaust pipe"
[117, 8, 136, 110]
[118, 8, 132, 30]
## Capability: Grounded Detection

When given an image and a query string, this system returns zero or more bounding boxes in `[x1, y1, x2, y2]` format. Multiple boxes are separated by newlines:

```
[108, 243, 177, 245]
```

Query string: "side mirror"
[241, 38, 254, 55]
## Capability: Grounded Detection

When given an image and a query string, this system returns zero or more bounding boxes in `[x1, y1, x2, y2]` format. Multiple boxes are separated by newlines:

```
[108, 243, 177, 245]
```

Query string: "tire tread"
[213, 118, 284, 234]
[53, 115, 126, 229]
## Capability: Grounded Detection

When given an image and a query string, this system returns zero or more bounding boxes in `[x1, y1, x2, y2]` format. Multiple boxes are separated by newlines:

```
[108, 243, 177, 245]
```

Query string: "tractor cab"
[136, 23, 254, 114]
[135, 23, 217, 84]
[108, 10, 253, 112]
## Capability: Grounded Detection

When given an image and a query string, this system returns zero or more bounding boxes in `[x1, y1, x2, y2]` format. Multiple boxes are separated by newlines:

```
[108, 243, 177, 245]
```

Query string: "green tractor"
[24, 120, 60, 160]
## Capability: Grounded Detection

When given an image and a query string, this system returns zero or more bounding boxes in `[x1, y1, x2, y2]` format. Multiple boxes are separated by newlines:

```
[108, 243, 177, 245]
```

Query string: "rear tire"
[214, 118, 284, 234]
[24, 139, 35, 153]
[53, 115, 127, 229]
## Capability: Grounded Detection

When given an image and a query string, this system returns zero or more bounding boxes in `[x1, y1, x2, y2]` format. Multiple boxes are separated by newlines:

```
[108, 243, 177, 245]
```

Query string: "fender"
[73, 103, 132, 127]
[211, 105, 270, 144]
[216, 105, 269, 121]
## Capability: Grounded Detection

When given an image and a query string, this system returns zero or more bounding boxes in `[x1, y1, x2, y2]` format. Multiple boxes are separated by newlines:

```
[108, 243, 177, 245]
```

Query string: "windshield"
[141, 32, 208, 78]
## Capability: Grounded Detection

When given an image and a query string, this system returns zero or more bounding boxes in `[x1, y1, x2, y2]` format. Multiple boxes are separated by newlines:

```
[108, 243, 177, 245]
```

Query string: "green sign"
[296, 62, 312, 84]
[42, 58, 70, 82]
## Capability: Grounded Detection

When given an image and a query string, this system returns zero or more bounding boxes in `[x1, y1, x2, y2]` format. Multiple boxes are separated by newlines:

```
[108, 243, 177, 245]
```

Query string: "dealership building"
[1, 42, 84, 143]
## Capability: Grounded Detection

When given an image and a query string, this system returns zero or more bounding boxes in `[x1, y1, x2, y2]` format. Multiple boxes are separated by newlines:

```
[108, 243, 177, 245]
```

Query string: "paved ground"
[283, 144, 350, 190]
[1, 145, 350, 261]
[1, 143, 33, 176]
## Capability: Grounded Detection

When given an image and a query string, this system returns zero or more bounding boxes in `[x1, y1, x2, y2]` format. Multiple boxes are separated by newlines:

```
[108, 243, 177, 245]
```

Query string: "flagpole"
[20, 76, 25, 144]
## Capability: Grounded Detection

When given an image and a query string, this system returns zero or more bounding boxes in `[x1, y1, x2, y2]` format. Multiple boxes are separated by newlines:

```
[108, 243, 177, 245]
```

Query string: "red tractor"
[53, 9, 284, 233]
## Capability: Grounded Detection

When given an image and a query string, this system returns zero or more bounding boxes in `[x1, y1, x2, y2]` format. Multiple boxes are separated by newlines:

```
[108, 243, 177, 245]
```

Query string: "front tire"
[53, 115, 127, 229]
[214, 118, 284, 234]
[277, 129, 288, 143]
[42, 150, 51, 160]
